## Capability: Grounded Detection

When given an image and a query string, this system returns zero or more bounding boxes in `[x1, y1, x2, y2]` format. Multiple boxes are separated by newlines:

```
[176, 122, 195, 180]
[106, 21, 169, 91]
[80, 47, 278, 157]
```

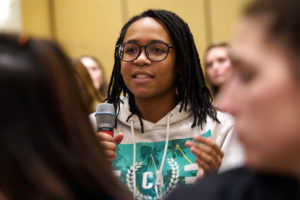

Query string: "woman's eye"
[150, 47, 166, 55]
[218, 58, 226, 63]
[205, 62, 212, 68]
[125, 47, 138, 54]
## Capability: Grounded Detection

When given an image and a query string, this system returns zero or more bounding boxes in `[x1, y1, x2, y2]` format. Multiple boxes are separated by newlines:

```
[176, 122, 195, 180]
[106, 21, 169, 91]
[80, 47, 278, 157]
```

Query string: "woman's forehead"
[124, 17, 172, 44]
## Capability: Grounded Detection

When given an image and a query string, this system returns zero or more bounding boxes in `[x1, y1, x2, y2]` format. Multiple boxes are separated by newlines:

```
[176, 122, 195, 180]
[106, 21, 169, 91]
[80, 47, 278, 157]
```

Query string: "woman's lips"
[132, 71, 154, 83]
[132, 71, 153, 77]
[134, 74, 153, 78]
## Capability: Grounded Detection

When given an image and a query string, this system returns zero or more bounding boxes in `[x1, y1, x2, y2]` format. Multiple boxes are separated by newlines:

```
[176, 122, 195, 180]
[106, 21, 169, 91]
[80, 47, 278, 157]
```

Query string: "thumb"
[114, 132, 124, 144]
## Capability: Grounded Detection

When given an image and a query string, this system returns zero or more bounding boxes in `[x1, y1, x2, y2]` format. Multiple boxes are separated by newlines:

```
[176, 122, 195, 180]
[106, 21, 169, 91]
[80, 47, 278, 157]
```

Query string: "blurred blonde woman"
[80, 56, 108, 98]
[204, 42, 233, 97]
[72, 59, 103, 113]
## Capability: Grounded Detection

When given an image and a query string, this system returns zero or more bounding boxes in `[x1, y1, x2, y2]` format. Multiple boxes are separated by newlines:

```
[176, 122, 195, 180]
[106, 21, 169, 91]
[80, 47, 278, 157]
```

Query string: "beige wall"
[22, 0, 248, 79]
[53, 0, 123, 79]
[210, 0, 248, 42]
[21, 0, 52, 38]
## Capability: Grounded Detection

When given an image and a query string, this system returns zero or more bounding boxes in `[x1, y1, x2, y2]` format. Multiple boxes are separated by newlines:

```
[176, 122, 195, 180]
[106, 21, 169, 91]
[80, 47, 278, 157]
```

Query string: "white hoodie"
[91, 98, 244, 199]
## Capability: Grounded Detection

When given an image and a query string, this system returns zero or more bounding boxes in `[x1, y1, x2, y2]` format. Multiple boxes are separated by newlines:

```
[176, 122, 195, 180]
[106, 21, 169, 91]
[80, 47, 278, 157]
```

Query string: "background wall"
[21, 0, 249, 80]
[0, 0, 22, 33]
[21, 0, 52, 38]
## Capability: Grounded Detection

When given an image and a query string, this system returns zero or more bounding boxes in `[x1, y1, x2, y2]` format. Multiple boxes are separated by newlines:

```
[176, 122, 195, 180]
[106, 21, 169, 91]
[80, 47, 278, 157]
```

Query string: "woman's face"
[205, 47, 232, 86]
[217, 18, 300, 176]
[81, 57, 103, 90]
[120, 17, 177, 102]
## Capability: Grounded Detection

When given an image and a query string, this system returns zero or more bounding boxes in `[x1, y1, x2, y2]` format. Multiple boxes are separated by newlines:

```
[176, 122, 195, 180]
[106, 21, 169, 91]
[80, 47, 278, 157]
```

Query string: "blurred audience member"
[204, 42, 232, 97]
[80, 56, 108, 98]
[0, 34, 130, 200]
[72, 59, 103, 113]
[167, 0, 300, 199]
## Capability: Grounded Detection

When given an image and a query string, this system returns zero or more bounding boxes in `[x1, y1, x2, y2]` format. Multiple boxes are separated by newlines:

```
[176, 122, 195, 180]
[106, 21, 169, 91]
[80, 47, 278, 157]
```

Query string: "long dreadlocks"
[107, 9, 219, 132]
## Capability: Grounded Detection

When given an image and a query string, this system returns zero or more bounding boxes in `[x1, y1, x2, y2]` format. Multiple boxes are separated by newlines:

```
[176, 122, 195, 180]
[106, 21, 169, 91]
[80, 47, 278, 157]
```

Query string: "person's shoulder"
[167, 167, 300, 200]
[205, 110, 234, 127]
[166, 167, 252, 200]
[195, 167, 251, 194]
[205, 111, 234, 138]
[216, 111, 234, 124]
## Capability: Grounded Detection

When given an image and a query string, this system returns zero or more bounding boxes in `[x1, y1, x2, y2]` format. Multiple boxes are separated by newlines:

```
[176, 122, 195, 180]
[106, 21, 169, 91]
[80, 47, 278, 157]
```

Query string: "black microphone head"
[95, 103, 115, 132]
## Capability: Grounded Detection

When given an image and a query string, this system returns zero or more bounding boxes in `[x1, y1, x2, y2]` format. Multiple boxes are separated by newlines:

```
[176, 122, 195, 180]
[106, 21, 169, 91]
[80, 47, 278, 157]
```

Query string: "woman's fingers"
[195, 158, 211, 172]
[100, 141, 117, 151]
[103, 150, 117, 163]
[113, 132, 124, 144]
[193, 136, 224, 158]
[96, 131, 115, 142]
[96, 132, 124, 163]
[186, 136, 224, 173]
[191, 145, 220, 170]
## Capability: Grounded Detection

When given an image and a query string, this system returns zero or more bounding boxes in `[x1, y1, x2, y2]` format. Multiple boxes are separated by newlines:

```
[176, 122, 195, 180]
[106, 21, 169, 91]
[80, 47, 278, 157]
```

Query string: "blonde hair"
[72, 59, 104, 113]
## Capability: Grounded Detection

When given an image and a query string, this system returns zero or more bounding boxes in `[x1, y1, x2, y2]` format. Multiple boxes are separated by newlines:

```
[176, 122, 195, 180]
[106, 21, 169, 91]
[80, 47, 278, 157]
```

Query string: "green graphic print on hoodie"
[90, 97, 245, 200]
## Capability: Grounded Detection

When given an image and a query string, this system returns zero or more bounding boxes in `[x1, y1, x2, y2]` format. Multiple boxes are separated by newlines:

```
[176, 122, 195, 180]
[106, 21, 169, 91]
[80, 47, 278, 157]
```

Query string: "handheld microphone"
[95, 103, 115, 137]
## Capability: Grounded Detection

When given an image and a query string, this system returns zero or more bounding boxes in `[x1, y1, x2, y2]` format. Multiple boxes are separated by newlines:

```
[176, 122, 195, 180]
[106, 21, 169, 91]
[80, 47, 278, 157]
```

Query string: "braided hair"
[107, 9, 219, 132]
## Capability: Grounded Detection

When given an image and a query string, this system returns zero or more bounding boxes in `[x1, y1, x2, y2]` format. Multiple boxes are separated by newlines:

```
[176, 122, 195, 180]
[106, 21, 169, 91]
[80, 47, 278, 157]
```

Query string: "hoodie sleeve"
[219, 126, 245, 172]
[88, 112, 97, 133]
[213, 112, 245, 172]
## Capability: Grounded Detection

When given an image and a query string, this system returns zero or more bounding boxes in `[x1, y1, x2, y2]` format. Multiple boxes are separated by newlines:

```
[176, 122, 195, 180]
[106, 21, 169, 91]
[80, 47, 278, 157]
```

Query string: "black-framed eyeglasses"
[116, 41, 173, 62]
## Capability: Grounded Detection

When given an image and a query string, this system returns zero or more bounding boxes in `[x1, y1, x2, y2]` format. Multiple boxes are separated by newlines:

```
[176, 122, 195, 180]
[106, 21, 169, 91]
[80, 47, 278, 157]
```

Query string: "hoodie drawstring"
[130, 113, 172, 199]
[154, 112, 171, 198]
[130, 120, 136, 200]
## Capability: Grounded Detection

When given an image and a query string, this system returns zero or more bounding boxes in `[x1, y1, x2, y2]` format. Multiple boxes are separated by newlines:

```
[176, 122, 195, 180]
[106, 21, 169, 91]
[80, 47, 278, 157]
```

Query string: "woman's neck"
[134, 94, 177, 123]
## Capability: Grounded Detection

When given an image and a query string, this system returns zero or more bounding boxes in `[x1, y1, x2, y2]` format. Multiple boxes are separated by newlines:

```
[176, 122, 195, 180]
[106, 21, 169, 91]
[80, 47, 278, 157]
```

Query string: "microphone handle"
[97, 127, 113, 137]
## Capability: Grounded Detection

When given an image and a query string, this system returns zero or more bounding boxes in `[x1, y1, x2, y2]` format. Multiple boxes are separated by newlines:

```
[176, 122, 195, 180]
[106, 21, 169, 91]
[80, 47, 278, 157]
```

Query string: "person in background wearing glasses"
[94, 9, 244, 199]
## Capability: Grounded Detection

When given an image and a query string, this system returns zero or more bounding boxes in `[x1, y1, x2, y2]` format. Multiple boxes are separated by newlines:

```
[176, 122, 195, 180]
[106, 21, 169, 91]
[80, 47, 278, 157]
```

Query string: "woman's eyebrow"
[125, 39, 138, 43]
[125, 39, 165, 43]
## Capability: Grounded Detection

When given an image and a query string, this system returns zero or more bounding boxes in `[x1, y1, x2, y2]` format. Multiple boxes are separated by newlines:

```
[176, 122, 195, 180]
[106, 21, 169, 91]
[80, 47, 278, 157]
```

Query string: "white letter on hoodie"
[142, 172, 153, 189]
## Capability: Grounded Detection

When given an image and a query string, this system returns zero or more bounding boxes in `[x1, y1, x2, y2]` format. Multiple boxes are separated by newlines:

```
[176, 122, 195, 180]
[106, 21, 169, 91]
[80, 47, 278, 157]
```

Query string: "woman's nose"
[133, 48, 151, 65]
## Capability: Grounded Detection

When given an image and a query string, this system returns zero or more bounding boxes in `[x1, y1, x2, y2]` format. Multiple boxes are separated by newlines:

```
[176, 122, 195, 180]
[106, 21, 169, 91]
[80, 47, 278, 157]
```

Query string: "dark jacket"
[166, 167, 300, 200]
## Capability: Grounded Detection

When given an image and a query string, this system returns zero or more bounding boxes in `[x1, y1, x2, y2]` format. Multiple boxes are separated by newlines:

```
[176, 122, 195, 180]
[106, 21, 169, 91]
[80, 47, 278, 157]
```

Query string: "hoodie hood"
[117, 97, 192, 132]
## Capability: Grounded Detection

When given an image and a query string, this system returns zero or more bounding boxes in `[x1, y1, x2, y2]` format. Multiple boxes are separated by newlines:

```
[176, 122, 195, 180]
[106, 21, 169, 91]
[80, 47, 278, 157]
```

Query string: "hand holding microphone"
[95, 103, 123, 163]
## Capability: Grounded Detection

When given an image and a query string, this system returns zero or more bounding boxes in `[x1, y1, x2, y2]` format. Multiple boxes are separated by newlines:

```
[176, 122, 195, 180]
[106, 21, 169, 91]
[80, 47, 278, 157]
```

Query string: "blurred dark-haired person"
[204, 42, 233, 97]
[93, 9, 244, 199]
[0, 34, 130, 200]
[167, 0, 300, 199]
